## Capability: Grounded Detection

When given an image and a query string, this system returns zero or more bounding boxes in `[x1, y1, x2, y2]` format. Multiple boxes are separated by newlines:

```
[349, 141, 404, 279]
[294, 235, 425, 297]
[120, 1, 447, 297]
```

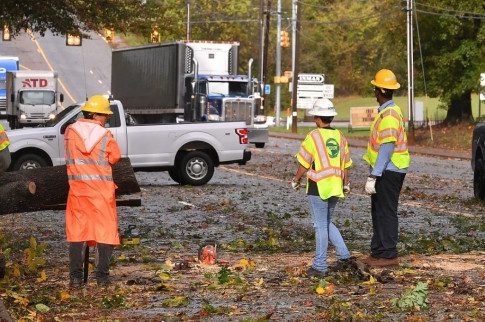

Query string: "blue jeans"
[308, 195, 350, 272]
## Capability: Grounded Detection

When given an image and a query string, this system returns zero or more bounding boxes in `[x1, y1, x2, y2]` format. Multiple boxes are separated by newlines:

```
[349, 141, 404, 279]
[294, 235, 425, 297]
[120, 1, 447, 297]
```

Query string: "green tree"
[414, 0, 485, 122]
[1, 0, 146, 36]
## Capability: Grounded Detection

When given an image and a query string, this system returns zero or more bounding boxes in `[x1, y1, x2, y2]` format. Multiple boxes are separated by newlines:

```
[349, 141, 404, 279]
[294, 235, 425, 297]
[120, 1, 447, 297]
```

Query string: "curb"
[269, 132, 471, 161]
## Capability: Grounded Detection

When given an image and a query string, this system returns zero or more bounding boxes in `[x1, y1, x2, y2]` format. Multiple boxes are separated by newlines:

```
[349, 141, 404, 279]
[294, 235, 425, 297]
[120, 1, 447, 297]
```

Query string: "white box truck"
[6, 70, 64, 128]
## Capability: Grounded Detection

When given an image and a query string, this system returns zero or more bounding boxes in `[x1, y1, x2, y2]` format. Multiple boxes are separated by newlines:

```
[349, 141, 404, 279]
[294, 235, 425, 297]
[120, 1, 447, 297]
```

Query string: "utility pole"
[291, 0, 301, 133]
[406, 0, 415, 144]
[258, 0, 271, 114]
[275, 0, 282, 126]
[186, 0, 191, 41]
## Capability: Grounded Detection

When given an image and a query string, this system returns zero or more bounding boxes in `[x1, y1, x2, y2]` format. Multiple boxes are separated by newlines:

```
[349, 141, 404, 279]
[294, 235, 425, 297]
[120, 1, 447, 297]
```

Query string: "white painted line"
[27, 29, 77, 104]
[20, 64, 30, 70]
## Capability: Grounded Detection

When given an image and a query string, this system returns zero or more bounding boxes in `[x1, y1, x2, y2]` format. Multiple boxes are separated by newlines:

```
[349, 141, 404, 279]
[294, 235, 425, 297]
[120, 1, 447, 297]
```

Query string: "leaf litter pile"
[0, 138, 484, 320]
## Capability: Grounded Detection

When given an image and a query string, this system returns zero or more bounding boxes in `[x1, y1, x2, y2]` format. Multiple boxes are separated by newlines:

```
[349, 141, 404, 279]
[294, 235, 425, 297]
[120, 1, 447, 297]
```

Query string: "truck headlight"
[49, 113, 56, 119]
[20, 114, 27, 120]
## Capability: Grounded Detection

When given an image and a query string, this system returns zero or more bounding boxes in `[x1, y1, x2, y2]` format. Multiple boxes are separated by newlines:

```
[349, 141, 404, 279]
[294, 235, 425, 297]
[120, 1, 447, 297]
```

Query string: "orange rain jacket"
[64, 119, 121, 245]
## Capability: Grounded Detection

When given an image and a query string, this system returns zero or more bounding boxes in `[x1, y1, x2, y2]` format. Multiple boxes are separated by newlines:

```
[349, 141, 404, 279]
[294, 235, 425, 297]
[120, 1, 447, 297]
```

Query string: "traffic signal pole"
[291, 0, 301, 133]
[275, 0, 282, 126]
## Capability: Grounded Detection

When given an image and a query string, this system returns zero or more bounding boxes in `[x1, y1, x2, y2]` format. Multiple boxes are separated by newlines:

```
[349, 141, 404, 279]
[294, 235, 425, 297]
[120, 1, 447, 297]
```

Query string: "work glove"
[291, 178, 301, 190]
[365, 176, 377, 195]
[343, 183, 350, 194]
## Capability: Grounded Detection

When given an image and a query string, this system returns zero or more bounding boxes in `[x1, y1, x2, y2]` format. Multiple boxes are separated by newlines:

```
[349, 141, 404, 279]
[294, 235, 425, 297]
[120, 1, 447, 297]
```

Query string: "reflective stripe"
[0, 132, 8, 141]
[379, 128, 399, 140]
[307, 167, 343, 181]
[298, 146, 313, 164]
[311, 131, 329, 168]
[99, 134, 109, 162]
[68, 174, 113, 181]
[66, 159, 109, 166]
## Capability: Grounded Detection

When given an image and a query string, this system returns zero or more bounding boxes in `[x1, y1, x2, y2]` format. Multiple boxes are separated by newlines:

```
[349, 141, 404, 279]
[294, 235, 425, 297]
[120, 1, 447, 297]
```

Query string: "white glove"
[291, 178, 301, 190]
[343, 183, 350, 194]
[365, 177, 377, 195]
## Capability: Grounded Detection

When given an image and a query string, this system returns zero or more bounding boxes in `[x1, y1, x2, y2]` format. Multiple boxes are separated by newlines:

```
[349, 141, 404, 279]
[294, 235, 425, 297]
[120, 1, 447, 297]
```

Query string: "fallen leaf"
[254, 277, 264, 287]
[162, 296, 189, 308]
[36, 270, 47, 283]
[159, 272, 171, 281]
[59, 291, 71, 302]
[35, 303, 50, 313]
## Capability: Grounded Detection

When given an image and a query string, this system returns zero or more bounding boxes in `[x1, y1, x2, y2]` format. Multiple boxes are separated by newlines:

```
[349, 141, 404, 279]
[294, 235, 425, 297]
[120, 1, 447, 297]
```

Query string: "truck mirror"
[60, 93, 64, 103]
[10, 93, 14, 102]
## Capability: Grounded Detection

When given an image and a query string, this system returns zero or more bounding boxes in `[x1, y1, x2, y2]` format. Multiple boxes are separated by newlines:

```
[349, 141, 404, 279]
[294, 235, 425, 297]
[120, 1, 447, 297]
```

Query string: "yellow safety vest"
[0, 124, 9, 151]
[296, 128, 352, 199]
[363, 105, 410, 169]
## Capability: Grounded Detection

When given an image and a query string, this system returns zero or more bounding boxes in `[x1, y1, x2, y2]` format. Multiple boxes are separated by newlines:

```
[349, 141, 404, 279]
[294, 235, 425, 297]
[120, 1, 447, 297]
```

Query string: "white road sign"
[298, 73, 325, 84]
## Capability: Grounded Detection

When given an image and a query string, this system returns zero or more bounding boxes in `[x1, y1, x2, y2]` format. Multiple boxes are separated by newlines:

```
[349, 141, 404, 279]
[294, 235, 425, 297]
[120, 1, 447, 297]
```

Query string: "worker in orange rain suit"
[64, 95, 121, 287]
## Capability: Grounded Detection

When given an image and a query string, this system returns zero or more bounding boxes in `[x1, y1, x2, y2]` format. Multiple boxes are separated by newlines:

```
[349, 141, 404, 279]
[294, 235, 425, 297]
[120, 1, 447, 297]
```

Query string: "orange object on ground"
[198, 244, 217, 264]
[64, 119, 121, 245]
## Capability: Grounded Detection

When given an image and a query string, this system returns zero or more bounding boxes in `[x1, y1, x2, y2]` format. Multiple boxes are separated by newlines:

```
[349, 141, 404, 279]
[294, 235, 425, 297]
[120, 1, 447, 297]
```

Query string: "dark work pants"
[69, 242, 114, 280]
[370, 170, 406, 259]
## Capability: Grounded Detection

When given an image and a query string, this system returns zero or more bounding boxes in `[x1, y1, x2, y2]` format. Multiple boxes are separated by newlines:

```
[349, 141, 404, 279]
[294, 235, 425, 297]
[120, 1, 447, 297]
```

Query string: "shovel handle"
[83, 244, 89, 283]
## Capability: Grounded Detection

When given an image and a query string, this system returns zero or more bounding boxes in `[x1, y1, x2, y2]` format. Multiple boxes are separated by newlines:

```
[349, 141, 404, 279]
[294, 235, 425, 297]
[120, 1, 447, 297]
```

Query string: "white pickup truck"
[6, 100, 251, 185]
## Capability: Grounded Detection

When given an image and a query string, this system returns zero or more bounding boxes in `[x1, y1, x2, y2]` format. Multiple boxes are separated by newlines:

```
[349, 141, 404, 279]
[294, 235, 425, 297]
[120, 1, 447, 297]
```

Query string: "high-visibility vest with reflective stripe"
[363, 105, 410, 169]
[0, 124, 10, 151]
[296, 128, 352, 199]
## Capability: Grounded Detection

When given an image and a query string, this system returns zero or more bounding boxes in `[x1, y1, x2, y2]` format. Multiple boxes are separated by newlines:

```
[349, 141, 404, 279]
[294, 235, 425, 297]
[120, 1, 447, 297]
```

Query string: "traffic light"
[150, 29, 160, 43]
[66, 33, 82, 46]
[104, 28, 115, 43]
[280, 30, 290, 48]
[2, 25, 11, 41]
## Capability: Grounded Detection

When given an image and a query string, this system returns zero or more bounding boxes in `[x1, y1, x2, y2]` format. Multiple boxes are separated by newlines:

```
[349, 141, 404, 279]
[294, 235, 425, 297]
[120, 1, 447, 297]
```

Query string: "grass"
[275, 94, 482, 122]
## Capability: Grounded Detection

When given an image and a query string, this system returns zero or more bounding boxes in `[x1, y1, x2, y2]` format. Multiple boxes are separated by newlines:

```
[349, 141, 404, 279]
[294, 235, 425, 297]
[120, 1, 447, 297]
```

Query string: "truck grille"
[224, 100, 253, 125]
[29, 113, 46, 119]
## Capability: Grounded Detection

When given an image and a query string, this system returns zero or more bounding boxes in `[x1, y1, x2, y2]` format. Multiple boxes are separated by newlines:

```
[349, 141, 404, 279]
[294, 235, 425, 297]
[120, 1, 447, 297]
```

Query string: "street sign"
[264, 84, 271, 95]
[297, 83, 334, 100]
[297, 97, 318, 109]
[298, 73, 324, 84]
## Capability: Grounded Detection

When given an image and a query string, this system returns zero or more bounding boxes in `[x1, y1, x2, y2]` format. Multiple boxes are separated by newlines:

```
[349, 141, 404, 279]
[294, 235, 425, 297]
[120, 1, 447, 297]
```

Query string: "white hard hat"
[308, 98, 337, 117]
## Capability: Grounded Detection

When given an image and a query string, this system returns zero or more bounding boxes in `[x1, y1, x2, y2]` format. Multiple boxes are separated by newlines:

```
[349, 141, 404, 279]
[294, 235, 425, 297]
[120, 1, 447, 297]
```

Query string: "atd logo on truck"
[22, 79, 49, 88]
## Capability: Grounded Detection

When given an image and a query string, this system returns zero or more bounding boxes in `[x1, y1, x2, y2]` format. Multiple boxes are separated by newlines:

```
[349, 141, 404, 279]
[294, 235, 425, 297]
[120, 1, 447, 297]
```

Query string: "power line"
[300, 6, 400, 25]
[413, 3, 427, 97]
[189, 19, 259, 24]
[413, 1, 485, 17]
[414, 8, 485, 20]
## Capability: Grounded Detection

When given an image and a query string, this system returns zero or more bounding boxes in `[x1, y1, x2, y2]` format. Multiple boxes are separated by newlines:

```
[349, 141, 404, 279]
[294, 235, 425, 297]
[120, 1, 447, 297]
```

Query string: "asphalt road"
[0, 30, 111, 106]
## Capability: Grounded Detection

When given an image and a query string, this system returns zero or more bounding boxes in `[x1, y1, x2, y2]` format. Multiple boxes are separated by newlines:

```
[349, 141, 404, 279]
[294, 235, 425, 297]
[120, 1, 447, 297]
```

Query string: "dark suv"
[472, 123, 485, 199]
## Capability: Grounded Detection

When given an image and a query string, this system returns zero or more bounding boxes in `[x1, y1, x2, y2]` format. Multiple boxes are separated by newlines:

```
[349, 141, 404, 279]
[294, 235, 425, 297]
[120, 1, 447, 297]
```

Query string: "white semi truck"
[6, 70, 64, 128]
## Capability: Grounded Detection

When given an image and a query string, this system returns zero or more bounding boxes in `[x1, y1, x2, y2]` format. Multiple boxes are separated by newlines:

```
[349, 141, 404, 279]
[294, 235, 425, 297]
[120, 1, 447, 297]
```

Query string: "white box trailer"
[6, 70, 63, 128]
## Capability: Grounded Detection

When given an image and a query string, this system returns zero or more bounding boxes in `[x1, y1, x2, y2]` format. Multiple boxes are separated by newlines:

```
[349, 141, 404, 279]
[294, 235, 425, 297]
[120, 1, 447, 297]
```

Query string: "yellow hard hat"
[371, 69, 400, 90]
[81, 95, 113, 115]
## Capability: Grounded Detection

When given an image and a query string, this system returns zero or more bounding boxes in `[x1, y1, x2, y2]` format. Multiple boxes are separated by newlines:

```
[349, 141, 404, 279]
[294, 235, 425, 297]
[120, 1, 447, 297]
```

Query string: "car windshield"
[44, 105, 78, 127]
[20, 90, 55, 105]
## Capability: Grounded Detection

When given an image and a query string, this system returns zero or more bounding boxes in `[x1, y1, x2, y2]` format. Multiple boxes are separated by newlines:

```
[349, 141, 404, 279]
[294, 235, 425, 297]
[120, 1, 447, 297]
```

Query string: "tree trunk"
[0, 158, 140, 215]
[444, 90, 473, 123]
[0, 181, 36, 214]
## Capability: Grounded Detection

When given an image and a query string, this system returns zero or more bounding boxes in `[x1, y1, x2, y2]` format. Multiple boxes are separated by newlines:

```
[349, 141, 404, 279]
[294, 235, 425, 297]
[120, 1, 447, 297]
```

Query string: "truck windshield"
[20, 90, 55, 105]
[0, 79, 5, 90]
[208, 81, 247, 96]
[44, 105, 78, 127]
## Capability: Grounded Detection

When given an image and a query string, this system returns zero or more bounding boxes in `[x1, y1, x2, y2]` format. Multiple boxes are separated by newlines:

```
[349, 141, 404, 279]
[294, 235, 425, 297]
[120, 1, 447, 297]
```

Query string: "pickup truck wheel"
[255, 143, 265, 148]
[14, 154, 48, 171]
[168, 167, 184, 184]
[179, 151, 214, 186]
[474, 157, 485, 200]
